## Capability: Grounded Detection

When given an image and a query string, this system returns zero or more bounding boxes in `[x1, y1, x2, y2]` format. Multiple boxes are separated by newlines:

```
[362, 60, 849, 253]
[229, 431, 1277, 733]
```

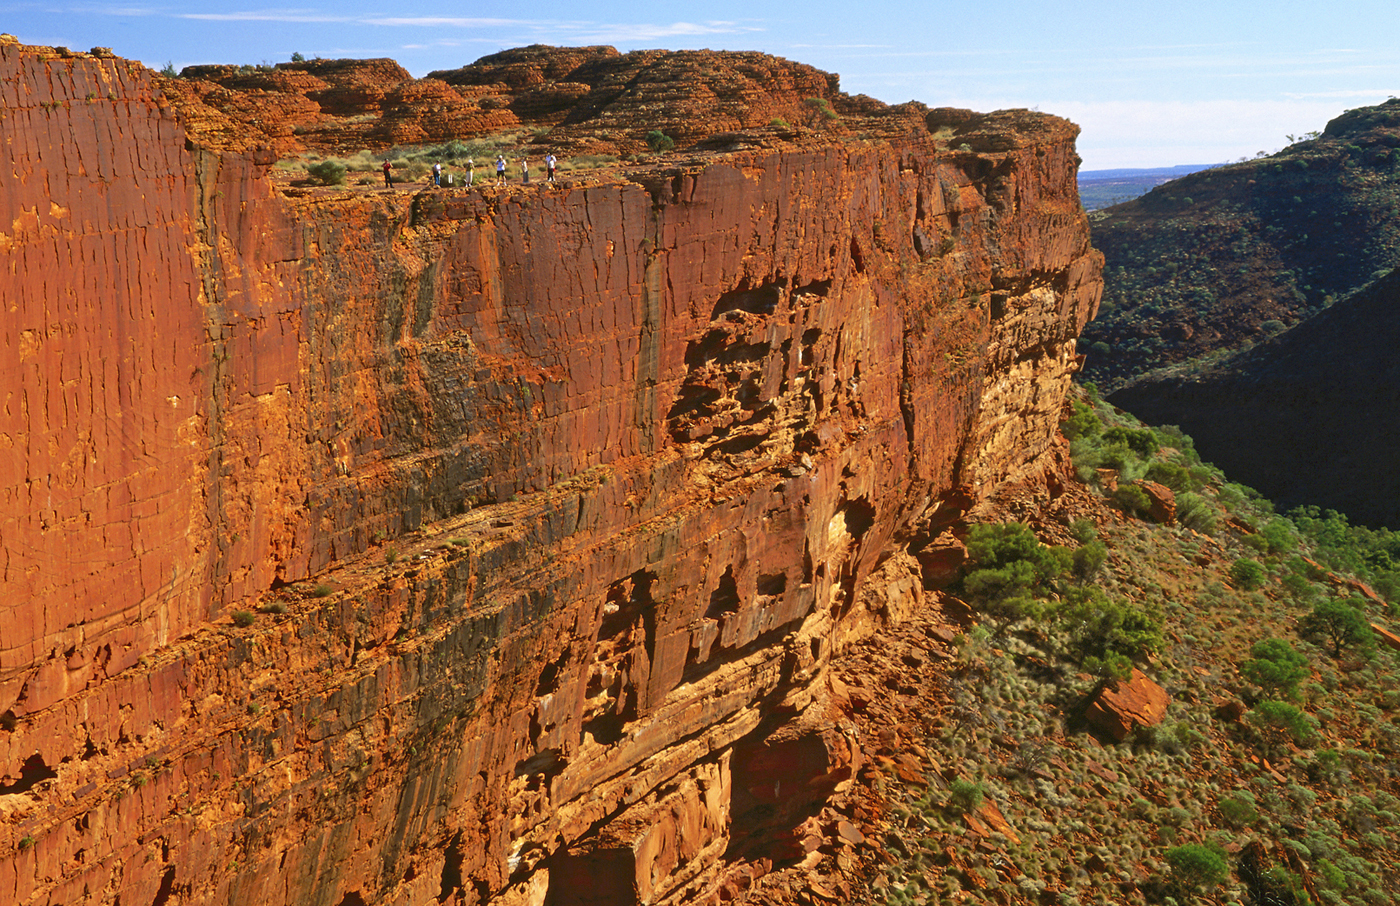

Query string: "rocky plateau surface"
[0, 37, 1101, 906]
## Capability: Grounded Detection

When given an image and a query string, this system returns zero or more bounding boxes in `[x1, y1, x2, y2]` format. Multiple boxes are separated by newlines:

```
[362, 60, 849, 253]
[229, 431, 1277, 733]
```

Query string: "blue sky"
[8, 1, 1400, 169]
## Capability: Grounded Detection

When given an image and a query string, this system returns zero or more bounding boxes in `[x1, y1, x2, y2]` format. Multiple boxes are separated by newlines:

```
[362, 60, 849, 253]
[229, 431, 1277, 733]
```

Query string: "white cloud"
[557, 21, 763, 44]
[76, 5, 157, 15]
[179, 9, 350, 23]
[1285, 89, 1400, 99]
[362, 17, 527, 28]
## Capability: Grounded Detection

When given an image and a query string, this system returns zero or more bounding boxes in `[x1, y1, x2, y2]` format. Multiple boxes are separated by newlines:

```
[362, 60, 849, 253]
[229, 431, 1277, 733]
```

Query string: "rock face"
[0, 39, 1101, 906]
[1085, 669, 1170, 742]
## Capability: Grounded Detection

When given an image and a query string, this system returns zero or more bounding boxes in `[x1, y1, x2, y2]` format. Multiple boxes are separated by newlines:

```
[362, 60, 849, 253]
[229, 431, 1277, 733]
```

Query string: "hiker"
[545, 152, 557, 183]
[466, 158, 474, 186]
[432, 161, 442, 187]
[382, 158, 392, 187]
[521, 157, 530, 184]
[496, 155, 507, 185]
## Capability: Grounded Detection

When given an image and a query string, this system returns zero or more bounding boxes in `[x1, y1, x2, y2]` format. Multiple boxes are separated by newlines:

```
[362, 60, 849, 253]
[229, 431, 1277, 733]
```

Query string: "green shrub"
[1317, 858, 1348, 891]
[1102, 425, 1159, 458]
[803, 96, 839, 124]
[645, 130, 675, 152]
[962, 523, 1069, 635]
[1062, 400, 1102, 441]
[769, 117, 790, 129]
[1310, 750, 1344, 784]
[1113, 484, 1152, 516]
[1145, 460, 1193, 492]
[1279, 571, 1314, 600]
[1260, 518, 1297, 554]
[231, 610, 256, 627]
[1217, 792, 1259, 828]
[1250, 699, 1318, 750]
[307, 160, 346, 186]
[1084, 650, 1133, 682]
[1299, 597, 1374, 659]
[1058, 585, 1163, 666]
[1068, 518, 1098, 544]
[1164, 842, 1229, 893]
[947, 779, 986, 814]
[1175, 492, 1217, 533]
[1071, 540, 1108, 580]
[1230, 558, 1266, 590]
[1240, 638, 1310, 700]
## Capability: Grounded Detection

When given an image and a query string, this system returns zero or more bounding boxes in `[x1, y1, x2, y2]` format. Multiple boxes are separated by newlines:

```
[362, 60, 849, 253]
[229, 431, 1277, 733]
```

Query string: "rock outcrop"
[0, 38, 1100, 906]
[1084, 669, 1170, 742]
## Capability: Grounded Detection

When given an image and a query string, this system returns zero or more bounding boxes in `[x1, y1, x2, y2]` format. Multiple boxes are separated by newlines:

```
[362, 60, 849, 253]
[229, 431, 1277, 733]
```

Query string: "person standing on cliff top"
[466, 158, 474, 186]
[521, 157, 530, 184]
[545, 152, 557, 184]
[431, 161, 442, 187]
[382, 158, 392, 188]
[495, 155, 507, 185]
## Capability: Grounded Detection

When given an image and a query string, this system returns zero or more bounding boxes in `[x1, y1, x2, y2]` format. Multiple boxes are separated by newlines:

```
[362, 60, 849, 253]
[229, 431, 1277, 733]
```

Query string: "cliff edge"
[1, 38, 1101, 906]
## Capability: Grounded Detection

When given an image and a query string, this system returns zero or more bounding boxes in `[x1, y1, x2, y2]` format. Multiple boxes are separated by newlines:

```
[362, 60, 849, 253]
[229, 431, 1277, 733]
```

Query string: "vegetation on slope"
[861, 389, 1400, 906]
[1105, 267, 1400, 529]
[1079, 99, 1400, 392]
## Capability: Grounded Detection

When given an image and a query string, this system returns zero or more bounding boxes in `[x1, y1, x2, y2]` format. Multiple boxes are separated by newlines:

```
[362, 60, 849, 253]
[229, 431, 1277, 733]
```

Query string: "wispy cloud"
[789, 43, 892, 50]
[1285, 89, 1400, 99]
[362, 17, 528, 28]
[179, 9, 351, 23]
[1039, 97, 1387, 169]
[75, 5, 157, 15]
[554, 21, 763, 44]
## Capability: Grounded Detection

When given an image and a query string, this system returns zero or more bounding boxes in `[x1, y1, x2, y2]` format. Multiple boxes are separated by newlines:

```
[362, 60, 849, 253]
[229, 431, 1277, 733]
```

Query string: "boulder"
[1084, 669, 1169, 741]
[914, 531, 967, 588]
[1131, 479, 1176, 524]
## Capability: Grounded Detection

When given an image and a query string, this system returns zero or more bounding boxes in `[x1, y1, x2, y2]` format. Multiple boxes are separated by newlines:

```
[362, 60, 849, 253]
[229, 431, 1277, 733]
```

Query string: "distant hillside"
[1110, 267, 1400, 528]
[1077, 164, 1215, 210]
[1080, 99, 1400, 392]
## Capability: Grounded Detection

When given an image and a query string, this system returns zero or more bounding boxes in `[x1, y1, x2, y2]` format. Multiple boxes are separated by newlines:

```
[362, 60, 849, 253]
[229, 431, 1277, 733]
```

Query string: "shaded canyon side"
[0, 43, 1101, 906]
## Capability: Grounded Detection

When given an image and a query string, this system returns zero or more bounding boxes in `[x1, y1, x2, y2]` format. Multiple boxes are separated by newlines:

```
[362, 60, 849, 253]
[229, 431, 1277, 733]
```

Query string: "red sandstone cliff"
[1, 38, 1100, 906]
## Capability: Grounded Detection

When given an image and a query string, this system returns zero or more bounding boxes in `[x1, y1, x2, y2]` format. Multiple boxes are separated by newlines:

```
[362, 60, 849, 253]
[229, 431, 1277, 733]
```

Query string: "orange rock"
[0, 38, 1102, 906]
[1373, 623, 1400, 652]
[1131, 479, 1176, 524]
[1084, 669, 1171, 741]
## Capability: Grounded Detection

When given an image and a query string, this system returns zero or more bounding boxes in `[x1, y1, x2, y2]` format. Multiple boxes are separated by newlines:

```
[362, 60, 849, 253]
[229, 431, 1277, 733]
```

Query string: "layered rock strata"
[0, 40, 1100, 906]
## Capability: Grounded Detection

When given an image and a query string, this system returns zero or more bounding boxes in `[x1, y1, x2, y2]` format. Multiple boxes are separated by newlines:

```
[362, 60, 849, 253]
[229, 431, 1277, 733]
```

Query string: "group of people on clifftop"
[380, 153, 558, 189]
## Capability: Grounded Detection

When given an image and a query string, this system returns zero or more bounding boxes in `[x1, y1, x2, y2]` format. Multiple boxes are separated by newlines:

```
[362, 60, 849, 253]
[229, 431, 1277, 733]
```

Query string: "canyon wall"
[0, 40, 1100, 906]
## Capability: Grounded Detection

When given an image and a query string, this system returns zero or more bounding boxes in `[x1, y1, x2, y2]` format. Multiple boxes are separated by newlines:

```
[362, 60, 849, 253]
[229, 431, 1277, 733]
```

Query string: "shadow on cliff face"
[0, 752, 58, 795]
[725, 721, 855, 863]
